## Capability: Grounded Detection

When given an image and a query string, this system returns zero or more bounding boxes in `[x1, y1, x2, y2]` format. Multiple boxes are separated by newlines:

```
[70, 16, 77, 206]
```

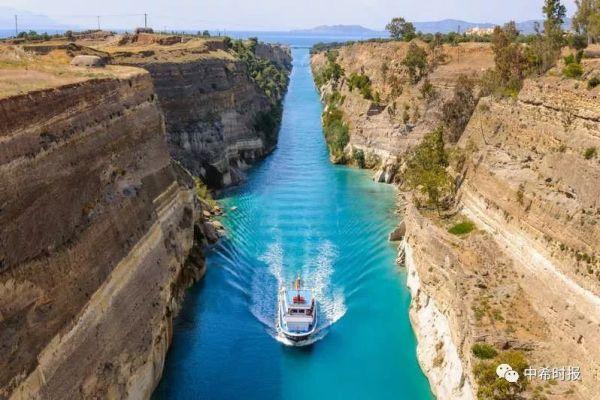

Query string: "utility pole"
[97, 16, 101, 30]
[144, 13, 148, 28]
[14, 14, 18, 37]
[457, 25, 461, 63]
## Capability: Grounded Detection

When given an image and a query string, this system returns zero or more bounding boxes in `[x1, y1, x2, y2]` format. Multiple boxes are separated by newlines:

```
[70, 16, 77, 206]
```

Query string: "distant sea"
[0, 28, 386, 47]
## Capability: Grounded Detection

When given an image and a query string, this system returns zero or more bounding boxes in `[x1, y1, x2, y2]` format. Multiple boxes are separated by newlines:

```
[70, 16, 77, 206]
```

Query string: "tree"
[429, 32, 446, 67]
[386, 17, 417, 41]
[404, 127, 451, 210]
[573, 0, 600, 43]
[402, 42, 429, 83]
[590, 13, 600, 42]
[491, 23, 528, 85]
[442, 75, 476, 142]
[543, 0, 567, 29]
[543, 0, 567, 48]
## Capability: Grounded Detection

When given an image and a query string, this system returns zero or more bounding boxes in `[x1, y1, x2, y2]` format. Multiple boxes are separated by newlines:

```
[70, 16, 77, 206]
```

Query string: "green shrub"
[231, 40, 289, 103]
[563, 62, 584, 78]
[352, 148, 366, 168]
[584, 147, 597, 159]
[563, 54, 576, 65]
[448, 220, 476, 235]
[472, 343, 498, 359]
[323, 106, 349, 159]
[347, 72, 373, 100]
[402, 42, 429, 84]
[420, 79, 437, 102]
[314, 50, 345, 87]
[588, 76, 600, 89]
[404, 127, 452, 209]
[474, 351, 529, 400]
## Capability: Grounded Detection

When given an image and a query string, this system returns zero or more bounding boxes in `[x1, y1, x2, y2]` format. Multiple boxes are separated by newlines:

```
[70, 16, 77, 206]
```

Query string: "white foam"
[250, 240, 348, 345]
[301, 241, 347, 329]
[249, 242, 284, 329]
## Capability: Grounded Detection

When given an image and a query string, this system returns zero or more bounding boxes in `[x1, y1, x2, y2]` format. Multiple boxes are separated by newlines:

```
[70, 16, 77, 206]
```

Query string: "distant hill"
[0, 7, 74, 32]
[289, 25, 383, 36]
[289, 19, 573, 39]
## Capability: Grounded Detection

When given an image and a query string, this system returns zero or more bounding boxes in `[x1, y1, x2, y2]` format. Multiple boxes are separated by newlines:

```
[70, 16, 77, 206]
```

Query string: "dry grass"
[0, 45, 142, 98]
[98, 35, 234, 64]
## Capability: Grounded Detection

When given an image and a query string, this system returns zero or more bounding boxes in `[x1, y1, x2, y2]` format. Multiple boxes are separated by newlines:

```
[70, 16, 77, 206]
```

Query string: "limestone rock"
[70, 55, 106, 67]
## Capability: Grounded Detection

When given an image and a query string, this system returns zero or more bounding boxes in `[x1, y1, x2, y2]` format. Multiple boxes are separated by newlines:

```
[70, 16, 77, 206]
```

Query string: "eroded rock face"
[456, 75, 600, 399]
[0, 72, 210, 398]
[312, 40, 600, 399]
[311, 41, 494, 179]
[112, 40, 292, 188]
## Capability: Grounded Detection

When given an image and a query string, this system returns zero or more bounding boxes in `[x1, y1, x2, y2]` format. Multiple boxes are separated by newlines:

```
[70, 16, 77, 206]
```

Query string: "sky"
[0, 0, 578, 31]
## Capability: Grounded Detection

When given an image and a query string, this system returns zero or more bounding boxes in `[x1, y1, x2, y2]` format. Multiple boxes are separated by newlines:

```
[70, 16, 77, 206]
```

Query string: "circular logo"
[496, 364, 512, 378]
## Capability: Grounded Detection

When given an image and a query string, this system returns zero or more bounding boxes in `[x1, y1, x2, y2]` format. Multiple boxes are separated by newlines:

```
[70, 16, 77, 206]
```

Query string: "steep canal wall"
[0, 35, 290, 398]
[312, 40, 600, 399]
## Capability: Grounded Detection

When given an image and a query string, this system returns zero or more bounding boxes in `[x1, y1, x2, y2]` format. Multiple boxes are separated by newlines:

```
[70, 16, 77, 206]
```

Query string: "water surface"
[154, 47, 432, 400]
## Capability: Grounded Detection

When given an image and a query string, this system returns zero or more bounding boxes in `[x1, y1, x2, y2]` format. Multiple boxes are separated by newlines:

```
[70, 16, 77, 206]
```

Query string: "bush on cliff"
[402, 43, 429, 84]
[347, 72, 373, 100]
[231, 40, 289, 103]
[562, 54, 584, 78]
[352, 148, 366, 168]
[471, 343, 498, 359]
[473, 350, 529, 400]
[323, 107, 350, 160]
[323, 92, 350, 159]
[314, 50, 345, 87]
[442, 75, 477, 143]
[404, 127, 452, 210]
[449, 220, 476, 235]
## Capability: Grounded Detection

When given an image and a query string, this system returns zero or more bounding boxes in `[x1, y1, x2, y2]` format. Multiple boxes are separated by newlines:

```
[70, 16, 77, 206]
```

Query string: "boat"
[277, 276, 318, 342]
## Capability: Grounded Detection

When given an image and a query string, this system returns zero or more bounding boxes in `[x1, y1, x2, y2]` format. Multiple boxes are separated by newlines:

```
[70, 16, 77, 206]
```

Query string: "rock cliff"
[106, 36, 292, 188]
[313, 41, 600, 399]
[311, 41, 493, 181]
[0, 34, 286, 398]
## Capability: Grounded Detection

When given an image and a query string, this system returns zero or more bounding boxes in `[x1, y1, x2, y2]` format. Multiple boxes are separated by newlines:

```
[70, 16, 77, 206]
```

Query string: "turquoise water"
[153, 48, 432, 400]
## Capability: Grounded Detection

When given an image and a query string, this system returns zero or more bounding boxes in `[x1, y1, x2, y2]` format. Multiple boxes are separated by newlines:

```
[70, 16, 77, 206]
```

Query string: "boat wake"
[250, 240, 347, 345]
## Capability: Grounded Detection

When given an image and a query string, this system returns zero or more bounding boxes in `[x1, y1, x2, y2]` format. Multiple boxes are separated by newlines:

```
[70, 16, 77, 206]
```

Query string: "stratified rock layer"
[0, 71, 208, 399]
[312, 41, 600, 399]
[111, 38, 292, 188]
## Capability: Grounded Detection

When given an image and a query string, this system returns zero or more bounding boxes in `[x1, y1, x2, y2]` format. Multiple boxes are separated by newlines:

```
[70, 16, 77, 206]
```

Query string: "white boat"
[277, 276, 318, 342]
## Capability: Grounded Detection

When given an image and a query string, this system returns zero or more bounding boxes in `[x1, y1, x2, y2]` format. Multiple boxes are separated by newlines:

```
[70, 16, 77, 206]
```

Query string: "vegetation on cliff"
[322, 91, 350, 161]
[314, 50, 345, 87]
[385, 17, 416, 42]
[480, 0, 592, 97]
[347, 72, 374, 100]
[231, 38, 289, 103]
[402, 43, 429, 84]
[441, 75, 477, 142]
[473, 350, 529, 400]
[403, 127, 452, 209]
[254, 103, 284, 146]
